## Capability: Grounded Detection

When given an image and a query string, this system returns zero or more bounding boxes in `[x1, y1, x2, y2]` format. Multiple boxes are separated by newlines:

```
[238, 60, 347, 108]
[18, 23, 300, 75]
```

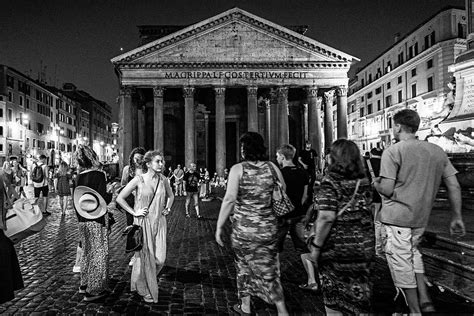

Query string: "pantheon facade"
[111, 8, 358, 176]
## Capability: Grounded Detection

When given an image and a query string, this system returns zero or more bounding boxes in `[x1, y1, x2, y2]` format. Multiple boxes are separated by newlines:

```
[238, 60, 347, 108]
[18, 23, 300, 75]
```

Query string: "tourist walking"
[1, 161, 18, 201]
[303, 139, 374, 314]
[55, 161, 73, 215]
[364, 147, 384, 256]
[275, 144, 309, 253]
[215, 132, 289, 315]
[73, 145, 112, 302]
[10, 157, 27, 199]
[173, 165, 184, 196]
[0, 172, 24, 304]
[184, 163, 201, 218]
[373, 109, 465, 313]
[32, 155, 50, 215]
[116, 150, 174, 303]
[120, 147, 146, 229]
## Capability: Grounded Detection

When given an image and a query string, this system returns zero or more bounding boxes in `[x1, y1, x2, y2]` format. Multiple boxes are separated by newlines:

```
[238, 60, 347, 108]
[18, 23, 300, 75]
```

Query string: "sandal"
[232, 303, 251, 315]
[420, 301, 436, 313]
[298, 283, 319, 291]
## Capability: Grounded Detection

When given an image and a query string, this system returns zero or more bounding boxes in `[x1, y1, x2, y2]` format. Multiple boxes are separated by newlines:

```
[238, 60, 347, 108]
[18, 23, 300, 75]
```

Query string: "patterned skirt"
[78, 220, 109, 295]
[231, 236, 284, 304]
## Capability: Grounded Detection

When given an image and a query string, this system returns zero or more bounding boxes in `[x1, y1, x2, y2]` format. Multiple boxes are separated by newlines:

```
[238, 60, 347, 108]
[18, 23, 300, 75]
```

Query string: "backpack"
[32, 165, 44, 183]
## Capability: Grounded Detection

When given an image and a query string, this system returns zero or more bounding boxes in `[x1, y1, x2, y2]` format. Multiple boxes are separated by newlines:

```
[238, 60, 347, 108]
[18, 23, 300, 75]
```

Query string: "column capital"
[214, 87, 226, 97]
[183, 86, 195, 98]
[277, 86, 289, 98]
[324, 90, 335, 104]
[305, 86, 318, 98]
[247, 86, 258, 96]
[153, 86, 165, 98]
[120, 86, 133, 96]
[264, 99, 272, 110]
[335, 86, 348, 97]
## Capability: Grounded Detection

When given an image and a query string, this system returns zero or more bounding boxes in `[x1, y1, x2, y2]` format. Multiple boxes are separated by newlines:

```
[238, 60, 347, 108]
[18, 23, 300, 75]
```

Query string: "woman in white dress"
[116, 150, 174, 303]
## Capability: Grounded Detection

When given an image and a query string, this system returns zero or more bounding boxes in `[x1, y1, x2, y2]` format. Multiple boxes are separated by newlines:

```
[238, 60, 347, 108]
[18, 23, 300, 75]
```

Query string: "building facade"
[348, 7, 467, 152]
[0, 65, 113, 165]
[112, 7, 358, 175]
[61, 83, 113, 161]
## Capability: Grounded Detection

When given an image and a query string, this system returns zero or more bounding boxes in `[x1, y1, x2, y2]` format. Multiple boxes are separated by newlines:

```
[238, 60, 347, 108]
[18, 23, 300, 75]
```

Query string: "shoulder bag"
[125, 176, 160, 253]
[267, 162, 295, 217]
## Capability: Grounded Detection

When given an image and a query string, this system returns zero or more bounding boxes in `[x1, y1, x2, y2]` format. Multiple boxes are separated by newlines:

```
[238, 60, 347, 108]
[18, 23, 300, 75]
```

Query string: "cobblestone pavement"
[0, 186, 472, 315]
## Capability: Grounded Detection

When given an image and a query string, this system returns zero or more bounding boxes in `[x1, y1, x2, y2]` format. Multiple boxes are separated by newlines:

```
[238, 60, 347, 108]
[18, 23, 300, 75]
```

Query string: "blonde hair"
[58, 161, 69, 176]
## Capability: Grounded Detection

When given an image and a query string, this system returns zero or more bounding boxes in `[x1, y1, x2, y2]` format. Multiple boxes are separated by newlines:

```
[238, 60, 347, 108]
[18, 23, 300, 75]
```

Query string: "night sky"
[0, 0, 465, 121]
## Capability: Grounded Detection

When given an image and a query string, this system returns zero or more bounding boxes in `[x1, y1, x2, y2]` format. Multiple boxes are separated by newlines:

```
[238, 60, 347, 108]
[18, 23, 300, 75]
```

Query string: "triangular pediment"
[112, 8, 358, 65]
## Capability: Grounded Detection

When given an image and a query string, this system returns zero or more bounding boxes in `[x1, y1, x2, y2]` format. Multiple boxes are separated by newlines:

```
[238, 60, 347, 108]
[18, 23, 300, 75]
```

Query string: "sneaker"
[197, 215, 202, 220]
[129, 256, 136, 266]
[78, 285, 87, 294]
[83, 291, 107, 302]
[185, 213, 190, 218]
[143, 294, 154, 303]
[42, 211, 52, 216]
[72, 265, 81, 273]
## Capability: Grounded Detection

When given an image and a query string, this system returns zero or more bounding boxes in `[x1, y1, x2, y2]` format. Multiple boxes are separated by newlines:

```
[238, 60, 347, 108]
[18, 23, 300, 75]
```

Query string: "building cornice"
[352, 6, 465, 75]
[348, 40, 454, 100]
[116, 61, 350, 70]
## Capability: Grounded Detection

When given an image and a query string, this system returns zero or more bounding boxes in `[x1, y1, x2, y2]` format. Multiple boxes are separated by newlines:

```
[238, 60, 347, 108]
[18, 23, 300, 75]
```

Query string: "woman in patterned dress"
[117, 150, 174, 303]
[73, 145, 112, 302]
[215, 132, 289, 315]
[304, 139, 374, 314]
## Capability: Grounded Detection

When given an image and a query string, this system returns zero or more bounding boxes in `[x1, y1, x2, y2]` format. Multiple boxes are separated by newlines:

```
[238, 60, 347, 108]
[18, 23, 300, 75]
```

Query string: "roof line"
[111, 7, 358, 63]
[354, 5, 464, 75]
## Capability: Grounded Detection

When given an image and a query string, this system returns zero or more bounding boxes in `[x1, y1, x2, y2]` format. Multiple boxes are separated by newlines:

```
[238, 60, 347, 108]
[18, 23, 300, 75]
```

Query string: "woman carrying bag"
[117, 150, 174, 303]
[302, 139, 375, 314]
[72, 145, 112, 302]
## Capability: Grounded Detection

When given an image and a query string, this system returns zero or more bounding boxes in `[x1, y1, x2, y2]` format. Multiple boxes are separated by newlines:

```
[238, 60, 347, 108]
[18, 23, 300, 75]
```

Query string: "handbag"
[4, 198, 47, 244]
[125, 176, 160, 253]
[266, 162, 295, 217]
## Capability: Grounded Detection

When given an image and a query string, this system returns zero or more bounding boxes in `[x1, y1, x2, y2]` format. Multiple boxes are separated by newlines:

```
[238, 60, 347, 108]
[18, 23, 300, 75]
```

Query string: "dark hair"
[128, 147, 146, 177]
[328, 139, 366, 180]
[73, 145, 100, 169]
[393, 109, 420, 133]
[39, 154, 47, 160]
[142, 150, 164, 170]
[240, 132, 267, 162]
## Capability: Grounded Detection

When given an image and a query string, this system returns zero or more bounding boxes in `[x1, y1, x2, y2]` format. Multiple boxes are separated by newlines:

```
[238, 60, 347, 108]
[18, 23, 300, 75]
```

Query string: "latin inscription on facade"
[461, 77, 474, 116]
[164, 71, 308, 80]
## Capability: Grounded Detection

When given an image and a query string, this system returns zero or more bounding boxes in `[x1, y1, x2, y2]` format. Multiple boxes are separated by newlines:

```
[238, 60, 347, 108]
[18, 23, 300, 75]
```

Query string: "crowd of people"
[0, 109, 467, 314]
[215, 109, 465, 315]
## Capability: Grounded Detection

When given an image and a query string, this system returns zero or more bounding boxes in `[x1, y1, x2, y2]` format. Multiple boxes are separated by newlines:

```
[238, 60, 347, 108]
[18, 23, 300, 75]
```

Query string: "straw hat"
[73, 186, 107, 220]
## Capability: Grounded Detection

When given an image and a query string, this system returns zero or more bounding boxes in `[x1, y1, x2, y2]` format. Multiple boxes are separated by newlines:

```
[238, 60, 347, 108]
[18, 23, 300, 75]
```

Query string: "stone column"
[265, 99, 271, 149]
[277, 87, 289, 145]
[306, 86, 322, 160]
[247, 86, 258, 132]
[119, 86, 133, 168]
[302, 103, 308, 142]
[336, 86, 348, 139]
[214, 87, 226, 177]
[324, 90, 335, 152]
[153, 87, 165, 151]
[183, 87, 195, 167]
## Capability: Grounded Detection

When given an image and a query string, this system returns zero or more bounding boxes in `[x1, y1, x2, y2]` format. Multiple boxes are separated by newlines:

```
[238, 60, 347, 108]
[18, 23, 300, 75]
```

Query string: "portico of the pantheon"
[111, 7, 358, 176]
